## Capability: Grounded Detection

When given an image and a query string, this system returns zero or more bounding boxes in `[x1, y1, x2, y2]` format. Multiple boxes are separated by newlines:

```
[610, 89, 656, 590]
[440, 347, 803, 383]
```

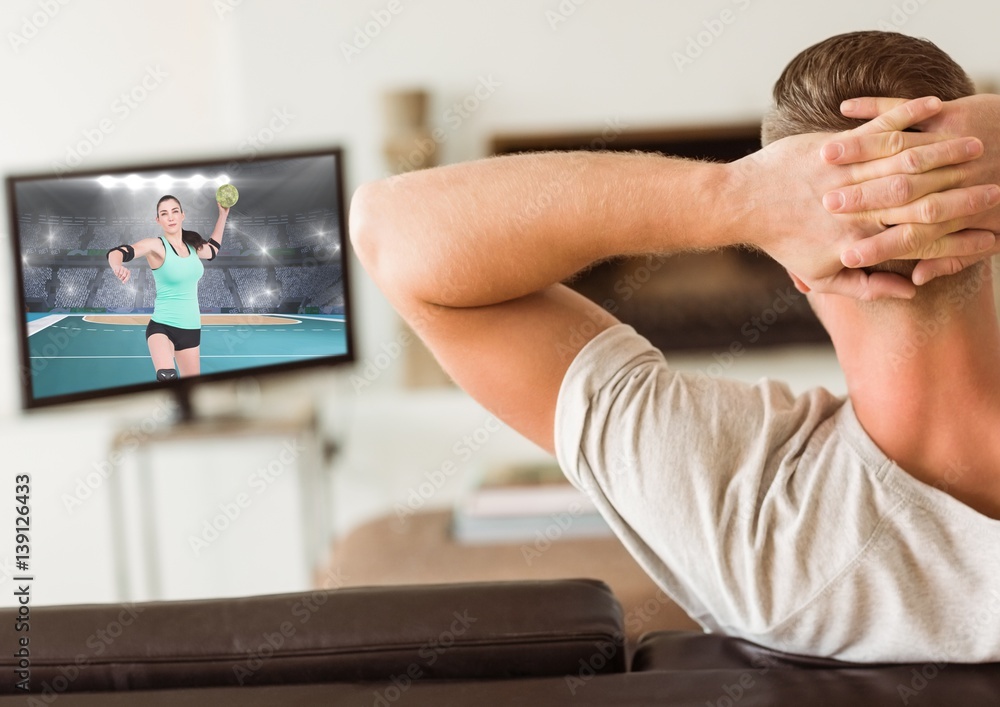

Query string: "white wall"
[1, 0, 997, 606]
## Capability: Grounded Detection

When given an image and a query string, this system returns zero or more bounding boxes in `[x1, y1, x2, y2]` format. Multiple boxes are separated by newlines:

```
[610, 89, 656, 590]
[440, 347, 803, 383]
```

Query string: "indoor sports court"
[25, 312, 348, 399]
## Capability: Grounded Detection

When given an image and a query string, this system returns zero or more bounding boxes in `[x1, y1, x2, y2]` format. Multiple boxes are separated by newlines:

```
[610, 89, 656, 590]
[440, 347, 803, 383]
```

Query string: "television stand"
[164, 379, 248, 428]
[171, 380, 196, 424]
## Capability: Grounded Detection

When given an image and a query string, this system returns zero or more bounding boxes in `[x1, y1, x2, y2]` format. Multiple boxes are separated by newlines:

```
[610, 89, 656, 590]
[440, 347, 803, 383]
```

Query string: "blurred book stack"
[451, 461, 612, 544]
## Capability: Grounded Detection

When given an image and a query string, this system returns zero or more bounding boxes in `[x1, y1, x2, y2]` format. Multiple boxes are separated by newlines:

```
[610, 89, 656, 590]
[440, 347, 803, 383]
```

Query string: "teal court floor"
[26, 313, 348, 400]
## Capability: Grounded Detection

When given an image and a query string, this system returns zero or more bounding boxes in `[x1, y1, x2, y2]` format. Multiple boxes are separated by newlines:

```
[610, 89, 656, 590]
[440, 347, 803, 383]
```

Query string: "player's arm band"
[207, 238, 221, 260]
[107, 245, 135, 263]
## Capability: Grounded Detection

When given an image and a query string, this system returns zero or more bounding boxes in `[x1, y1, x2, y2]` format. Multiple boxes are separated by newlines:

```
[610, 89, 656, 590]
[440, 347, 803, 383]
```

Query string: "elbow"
[350, 175, 430, 302]
[348, 181, 387, 278]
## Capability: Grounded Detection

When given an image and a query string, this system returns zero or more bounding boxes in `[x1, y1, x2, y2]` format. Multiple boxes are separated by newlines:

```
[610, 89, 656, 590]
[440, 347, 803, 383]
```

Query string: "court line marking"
[28, 355, 331, 359]
[27, 314, 69, 336]
[73, 314, 334, 326]
[32, 313, 344, 325]
[287, 315, 346, 322]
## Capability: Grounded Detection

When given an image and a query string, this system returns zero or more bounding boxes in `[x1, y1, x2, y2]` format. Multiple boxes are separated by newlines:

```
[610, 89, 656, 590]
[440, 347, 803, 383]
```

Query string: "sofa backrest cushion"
[0, 578, 625, 694]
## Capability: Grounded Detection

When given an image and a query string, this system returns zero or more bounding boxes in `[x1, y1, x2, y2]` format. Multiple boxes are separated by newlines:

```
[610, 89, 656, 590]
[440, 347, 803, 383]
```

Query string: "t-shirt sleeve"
[554, 323, 842, 629]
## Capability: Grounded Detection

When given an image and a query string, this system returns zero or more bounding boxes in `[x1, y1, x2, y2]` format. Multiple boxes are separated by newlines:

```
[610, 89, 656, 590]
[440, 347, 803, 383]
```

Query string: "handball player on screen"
[105, 187, 235, 381]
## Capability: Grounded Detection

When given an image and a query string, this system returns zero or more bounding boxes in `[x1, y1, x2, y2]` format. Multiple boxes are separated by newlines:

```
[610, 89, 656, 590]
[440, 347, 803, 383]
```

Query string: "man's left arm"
[350, 151, 729, 455]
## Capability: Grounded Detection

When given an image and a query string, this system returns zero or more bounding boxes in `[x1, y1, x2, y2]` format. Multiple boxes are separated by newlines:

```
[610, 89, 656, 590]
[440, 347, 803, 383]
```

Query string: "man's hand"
[822, 93, 1000, 283]
[731, 97, 998, 299]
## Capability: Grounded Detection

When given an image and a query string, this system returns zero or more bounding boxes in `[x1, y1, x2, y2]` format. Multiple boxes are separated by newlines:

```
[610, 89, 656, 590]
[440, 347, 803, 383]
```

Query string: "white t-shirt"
[555, 323, 1000, 663]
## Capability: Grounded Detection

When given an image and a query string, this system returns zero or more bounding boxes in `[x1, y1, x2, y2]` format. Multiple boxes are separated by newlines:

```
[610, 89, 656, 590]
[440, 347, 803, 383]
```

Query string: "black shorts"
[146, 320, 201, 351]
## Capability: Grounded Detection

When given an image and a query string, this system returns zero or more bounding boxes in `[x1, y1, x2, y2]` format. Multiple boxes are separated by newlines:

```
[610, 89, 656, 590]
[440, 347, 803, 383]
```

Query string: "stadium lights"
[96, 174, 165, 189]
[96, 173, 227, 190]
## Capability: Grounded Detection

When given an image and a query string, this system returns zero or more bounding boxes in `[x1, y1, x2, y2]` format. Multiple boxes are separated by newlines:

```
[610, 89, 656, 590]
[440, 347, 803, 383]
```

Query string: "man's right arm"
[350, 98, 997, 453]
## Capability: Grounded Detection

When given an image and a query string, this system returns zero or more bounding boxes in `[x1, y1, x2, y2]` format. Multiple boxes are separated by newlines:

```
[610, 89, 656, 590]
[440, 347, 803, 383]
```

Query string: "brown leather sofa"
[1, 578, 997, 705]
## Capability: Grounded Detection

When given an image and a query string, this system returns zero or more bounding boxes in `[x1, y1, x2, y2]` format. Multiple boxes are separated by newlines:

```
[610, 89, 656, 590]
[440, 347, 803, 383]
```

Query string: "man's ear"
[788, 272, 811, 294]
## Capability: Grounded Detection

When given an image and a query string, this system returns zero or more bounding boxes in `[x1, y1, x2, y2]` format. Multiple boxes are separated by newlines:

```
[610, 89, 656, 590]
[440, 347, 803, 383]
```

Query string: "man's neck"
[834, 278, 1000, 517]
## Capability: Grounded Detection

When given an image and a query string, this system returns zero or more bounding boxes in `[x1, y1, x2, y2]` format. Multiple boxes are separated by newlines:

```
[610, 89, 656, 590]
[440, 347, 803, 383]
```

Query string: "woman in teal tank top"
[105, 195, 230, 381]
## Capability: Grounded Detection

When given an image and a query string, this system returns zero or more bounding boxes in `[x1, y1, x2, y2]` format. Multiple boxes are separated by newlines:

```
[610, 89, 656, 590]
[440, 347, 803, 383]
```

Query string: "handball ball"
[216, 184, 239, 208]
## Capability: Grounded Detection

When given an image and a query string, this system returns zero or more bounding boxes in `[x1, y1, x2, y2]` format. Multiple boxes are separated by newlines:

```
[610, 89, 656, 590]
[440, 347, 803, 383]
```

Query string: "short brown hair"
[762, 31, 975, 146]
[762, 31, 986, 296]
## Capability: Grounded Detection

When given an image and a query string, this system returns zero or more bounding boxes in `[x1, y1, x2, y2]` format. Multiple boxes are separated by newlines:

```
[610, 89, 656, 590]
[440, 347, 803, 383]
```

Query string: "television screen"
[7, 148, 353, 409]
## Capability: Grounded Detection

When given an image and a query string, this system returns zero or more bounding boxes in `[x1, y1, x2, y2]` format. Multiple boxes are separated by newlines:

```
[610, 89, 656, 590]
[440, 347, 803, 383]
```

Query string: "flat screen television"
[6, 147, 354, 415]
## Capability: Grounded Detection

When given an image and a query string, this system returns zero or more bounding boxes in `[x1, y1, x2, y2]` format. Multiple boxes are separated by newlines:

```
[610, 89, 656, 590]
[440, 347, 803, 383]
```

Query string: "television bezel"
[5, 146, 355, 412]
